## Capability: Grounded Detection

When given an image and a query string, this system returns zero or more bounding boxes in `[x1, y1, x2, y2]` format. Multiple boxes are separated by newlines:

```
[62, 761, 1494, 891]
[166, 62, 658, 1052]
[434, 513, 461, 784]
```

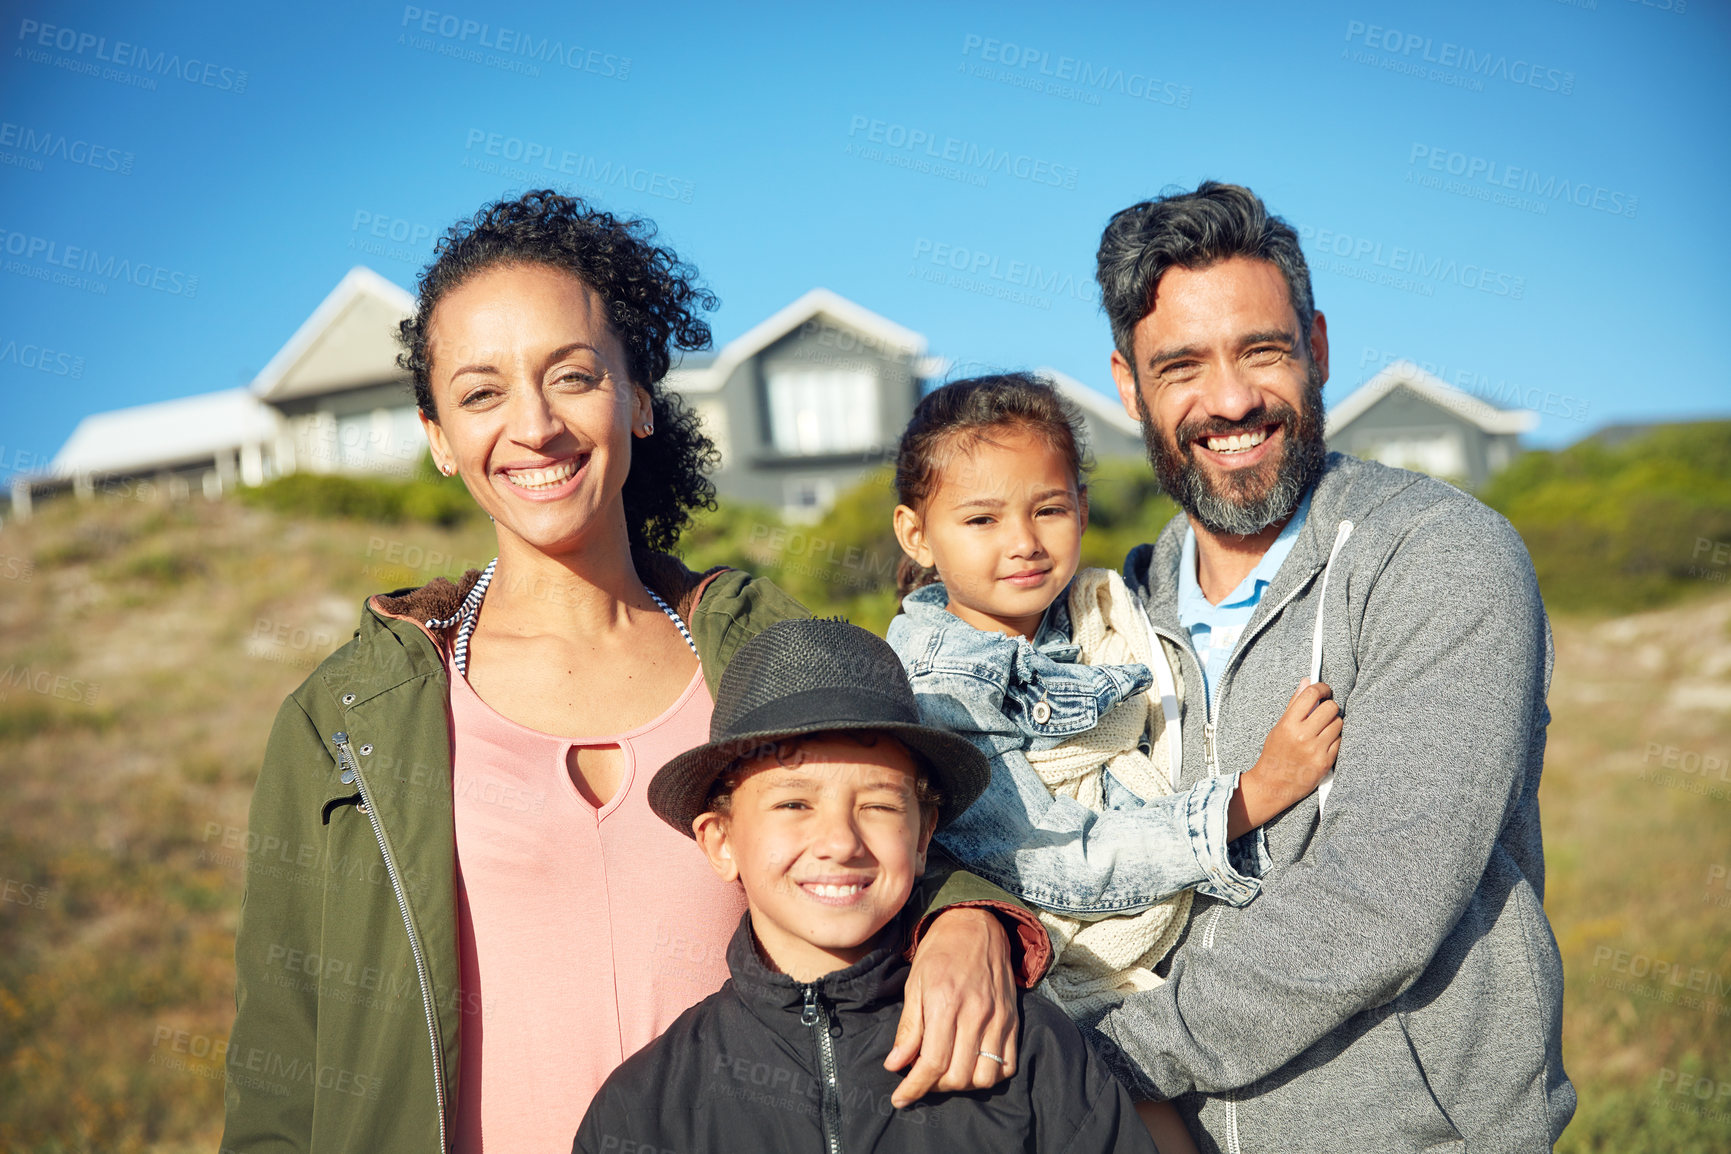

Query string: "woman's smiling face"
[420, 262, 651, 553]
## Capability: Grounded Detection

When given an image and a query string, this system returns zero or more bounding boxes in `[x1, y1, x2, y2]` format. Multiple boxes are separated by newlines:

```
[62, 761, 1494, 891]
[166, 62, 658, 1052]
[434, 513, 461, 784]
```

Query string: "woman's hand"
[886, 906, 1019, 1107]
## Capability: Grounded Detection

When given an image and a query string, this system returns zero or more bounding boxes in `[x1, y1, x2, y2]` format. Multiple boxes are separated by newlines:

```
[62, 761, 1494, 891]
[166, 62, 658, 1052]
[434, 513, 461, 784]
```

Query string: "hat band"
[720, 686, 921, 746]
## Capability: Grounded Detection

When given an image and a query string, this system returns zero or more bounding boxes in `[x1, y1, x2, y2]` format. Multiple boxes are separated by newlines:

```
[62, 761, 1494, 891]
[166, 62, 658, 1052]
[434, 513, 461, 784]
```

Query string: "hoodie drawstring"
[1311, 520, 1355, 812]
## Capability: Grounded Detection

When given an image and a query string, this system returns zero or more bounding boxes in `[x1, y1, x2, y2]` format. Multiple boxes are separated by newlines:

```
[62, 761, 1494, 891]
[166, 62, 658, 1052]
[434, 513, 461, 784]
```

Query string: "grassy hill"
[1, 427, 1728, 1149]
[1479, 420, 1731, 614]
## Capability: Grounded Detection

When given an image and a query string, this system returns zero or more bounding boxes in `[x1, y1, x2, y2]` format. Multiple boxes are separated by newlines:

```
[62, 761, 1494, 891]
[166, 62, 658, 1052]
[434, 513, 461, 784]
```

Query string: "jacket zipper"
[801, 984, 844, 1154]
[334, 731, 448, 1152]
[1146, 622, 1229, 955]
[1165, 571, 1322, 1149]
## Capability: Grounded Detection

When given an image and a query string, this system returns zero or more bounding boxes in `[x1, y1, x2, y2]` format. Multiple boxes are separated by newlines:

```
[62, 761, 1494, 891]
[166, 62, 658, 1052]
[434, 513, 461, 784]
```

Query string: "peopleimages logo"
[399, 6, 630, 79]
[1357, 348, 1590, 424]
[958, 34, 1192, 108]
[0, 121, 133, 174]
[461, 130, 695, 203]
[845, 115, 1079, 189]
[1408, 144, 1637, 219]
[0, 338, 84, 378]
[0, 229, 199, 297]
[1342, 20, 1575, 95]
[910, 238, 1095, 309]
[15, 18, 249, 92]
[1297, 223, 1525, 300]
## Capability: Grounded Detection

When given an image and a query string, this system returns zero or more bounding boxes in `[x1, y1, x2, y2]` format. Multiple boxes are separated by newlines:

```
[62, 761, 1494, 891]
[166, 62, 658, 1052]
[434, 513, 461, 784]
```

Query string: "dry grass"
[1545, 595, 1731, 1150]
[0, 493, 1726, 1149]
[0, 495, 494, 1152]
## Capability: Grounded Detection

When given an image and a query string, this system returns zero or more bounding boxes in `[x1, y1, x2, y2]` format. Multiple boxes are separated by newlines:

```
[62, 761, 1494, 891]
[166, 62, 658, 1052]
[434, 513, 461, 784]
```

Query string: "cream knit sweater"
[1026, 568, 1192, 1020]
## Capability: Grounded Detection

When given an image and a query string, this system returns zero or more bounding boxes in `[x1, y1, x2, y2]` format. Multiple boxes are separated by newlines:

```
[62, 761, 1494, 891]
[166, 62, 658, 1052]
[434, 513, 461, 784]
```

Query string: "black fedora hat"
[648, 618, 990, 838]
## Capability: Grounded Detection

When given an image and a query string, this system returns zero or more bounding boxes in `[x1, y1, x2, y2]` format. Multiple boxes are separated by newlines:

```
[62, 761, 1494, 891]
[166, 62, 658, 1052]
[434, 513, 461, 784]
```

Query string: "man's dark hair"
[1095, 181, 1315, 369]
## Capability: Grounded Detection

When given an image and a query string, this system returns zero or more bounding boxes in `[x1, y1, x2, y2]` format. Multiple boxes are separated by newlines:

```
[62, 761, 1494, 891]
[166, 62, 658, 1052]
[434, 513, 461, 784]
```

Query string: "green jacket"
[222, 551, 1048, 1152]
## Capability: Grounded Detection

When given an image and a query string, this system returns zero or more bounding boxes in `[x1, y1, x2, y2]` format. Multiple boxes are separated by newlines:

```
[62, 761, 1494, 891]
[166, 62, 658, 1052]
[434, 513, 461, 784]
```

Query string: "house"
[1325, 361, 1537, 489]
[14, 270, 1146, 521]
[247, 266, 425, 479]
[1037, 367, 1146, 462]
[14, 266, 421, 519]
[663, 288, 943, 519]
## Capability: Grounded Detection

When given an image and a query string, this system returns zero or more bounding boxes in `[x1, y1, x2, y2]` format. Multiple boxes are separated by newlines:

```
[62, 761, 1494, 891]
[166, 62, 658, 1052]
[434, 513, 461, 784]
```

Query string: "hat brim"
[648, 716, 990, 840]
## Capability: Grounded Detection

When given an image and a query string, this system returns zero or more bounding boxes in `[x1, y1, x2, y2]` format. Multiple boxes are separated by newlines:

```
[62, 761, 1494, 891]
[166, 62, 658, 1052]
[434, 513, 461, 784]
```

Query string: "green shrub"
[1481, 421, 1731, 614]
[236, 457, 479, 528]
[676, 456, 1178, 633]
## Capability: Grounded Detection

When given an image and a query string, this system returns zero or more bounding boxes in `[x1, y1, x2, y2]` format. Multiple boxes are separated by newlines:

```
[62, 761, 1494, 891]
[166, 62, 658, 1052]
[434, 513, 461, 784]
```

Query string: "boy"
[574, 617, 1159, 1153]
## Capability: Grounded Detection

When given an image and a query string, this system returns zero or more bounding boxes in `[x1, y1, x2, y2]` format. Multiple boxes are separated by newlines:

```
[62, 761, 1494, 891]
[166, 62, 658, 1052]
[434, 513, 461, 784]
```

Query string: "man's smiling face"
[1110, 256, 1330, 536]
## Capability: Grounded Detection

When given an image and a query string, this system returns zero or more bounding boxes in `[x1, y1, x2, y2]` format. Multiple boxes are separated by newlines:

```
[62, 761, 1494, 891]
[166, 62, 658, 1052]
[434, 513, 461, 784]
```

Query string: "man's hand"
[887, 906, 1019, 1107]
[1228, 680, 1342, 839]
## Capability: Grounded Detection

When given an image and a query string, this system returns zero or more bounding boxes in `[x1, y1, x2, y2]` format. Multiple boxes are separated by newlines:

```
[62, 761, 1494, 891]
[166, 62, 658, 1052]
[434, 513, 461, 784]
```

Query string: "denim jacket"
[885, 582, 1266, 917]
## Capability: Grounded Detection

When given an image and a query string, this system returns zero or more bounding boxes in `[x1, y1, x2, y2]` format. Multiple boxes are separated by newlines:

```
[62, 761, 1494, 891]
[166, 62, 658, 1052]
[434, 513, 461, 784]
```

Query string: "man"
[1088, 181, 1573, 1152]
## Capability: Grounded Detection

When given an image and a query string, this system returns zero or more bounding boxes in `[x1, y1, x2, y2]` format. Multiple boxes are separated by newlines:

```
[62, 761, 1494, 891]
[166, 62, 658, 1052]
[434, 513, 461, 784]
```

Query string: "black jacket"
[575, 909, 1157, 1154]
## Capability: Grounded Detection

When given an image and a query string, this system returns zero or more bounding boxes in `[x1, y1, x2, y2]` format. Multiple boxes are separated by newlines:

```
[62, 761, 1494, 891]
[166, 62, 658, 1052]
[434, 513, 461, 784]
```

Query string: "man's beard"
[1136, 359, 1328, 537]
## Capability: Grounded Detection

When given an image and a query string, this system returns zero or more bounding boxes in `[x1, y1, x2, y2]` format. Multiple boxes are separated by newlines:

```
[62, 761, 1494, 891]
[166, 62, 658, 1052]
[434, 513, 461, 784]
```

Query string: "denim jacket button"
[1032, 700, 1052, 725]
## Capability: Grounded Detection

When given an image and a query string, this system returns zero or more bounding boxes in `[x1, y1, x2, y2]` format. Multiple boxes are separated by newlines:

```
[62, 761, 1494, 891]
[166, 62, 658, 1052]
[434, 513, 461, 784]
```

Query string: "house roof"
[1326, 361, 1538, 437]
[664, 288, 927, 395]
[1037, 367, 1141, 437]
[49, 388, 282, 478]
[251, 266, 416, 402]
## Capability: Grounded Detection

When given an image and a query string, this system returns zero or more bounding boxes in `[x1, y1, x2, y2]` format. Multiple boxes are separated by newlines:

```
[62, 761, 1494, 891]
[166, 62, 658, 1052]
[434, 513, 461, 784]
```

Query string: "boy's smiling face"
[693, 735, 934, 983]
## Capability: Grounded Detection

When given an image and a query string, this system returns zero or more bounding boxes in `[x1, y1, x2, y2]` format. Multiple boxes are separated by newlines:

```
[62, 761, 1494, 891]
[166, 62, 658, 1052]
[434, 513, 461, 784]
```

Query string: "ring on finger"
[977, 1050, 1004, 1063]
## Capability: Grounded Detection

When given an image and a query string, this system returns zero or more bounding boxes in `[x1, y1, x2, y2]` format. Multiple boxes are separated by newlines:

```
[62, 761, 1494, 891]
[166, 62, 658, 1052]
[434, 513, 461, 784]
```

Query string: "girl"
[886, 373, 1341, 1152]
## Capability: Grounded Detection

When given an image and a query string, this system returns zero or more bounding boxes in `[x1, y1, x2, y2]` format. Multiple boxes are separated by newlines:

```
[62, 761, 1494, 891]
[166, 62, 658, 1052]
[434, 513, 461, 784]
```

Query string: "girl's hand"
[1227, 680, 1342, 839]
[887, 907, 1019, 1106]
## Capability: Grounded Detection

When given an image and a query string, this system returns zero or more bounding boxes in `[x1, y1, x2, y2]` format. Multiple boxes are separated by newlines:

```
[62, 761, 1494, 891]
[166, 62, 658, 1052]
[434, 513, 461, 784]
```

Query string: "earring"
[642, 423, 653, 436]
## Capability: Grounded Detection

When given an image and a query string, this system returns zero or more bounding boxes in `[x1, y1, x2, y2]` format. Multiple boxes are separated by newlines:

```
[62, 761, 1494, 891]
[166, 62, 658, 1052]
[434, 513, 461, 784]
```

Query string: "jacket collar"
[369, 546, 717, 632]
[899, 580, 1080, 660]
[336, 547, 726, 710]
[725, 908, 911, 1038]
[1125, 453, 1414, 629]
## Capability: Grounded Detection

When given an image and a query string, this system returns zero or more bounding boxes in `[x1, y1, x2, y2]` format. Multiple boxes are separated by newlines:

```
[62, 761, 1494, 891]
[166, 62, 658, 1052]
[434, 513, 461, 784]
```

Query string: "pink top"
[448, 654, 746, 1153]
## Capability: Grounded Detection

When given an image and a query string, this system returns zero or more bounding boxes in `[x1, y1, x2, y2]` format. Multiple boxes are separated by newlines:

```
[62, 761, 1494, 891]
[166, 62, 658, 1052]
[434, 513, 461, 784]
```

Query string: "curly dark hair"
[397, 189, 720, 553]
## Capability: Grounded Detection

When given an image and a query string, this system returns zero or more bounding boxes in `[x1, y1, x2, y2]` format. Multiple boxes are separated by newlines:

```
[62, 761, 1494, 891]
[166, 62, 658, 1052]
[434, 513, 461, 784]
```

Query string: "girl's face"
[893, 423, 1086, 640]
[419, 262, 652, 555]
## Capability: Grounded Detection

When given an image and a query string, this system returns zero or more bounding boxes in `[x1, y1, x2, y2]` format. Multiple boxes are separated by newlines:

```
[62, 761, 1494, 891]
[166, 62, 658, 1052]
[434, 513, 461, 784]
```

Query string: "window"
[1372, 433, 1466, 479]
[783, 476, 836, 521]
[765, 368, 879, 456]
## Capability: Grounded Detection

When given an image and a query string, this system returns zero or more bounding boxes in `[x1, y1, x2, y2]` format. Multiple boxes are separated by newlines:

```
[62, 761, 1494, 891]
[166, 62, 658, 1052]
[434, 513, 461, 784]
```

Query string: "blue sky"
[2, 0, 1726, 480]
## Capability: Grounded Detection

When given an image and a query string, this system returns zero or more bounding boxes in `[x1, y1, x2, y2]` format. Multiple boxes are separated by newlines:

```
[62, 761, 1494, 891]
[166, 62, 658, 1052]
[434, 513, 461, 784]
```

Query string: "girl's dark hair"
[397, 189, 719, 553]
[892, 372, 1092, 597]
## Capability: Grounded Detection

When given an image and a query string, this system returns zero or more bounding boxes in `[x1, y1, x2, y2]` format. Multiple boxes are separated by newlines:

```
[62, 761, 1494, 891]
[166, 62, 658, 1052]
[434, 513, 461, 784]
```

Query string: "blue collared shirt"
[1178, 491, 1313, 713]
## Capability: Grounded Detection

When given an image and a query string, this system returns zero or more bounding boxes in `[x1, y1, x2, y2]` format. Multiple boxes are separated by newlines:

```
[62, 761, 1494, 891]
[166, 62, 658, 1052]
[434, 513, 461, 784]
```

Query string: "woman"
[221, 191, 1048, 1152]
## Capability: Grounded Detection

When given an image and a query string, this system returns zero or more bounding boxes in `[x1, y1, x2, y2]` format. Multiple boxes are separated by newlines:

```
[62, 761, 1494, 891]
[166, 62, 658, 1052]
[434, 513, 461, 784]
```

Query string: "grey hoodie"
[1092, 453, 1574, 1154]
